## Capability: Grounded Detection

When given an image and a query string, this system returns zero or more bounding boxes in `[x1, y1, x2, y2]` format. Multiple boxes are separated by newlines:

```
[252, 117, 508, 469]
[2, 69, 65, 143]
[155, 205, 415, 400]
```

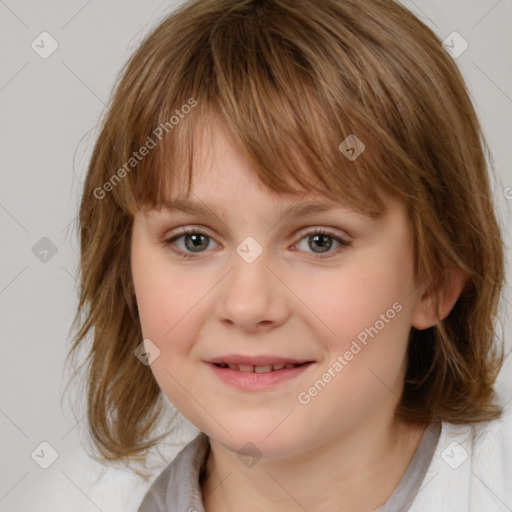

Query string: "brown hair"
[67, 0, 506, 476]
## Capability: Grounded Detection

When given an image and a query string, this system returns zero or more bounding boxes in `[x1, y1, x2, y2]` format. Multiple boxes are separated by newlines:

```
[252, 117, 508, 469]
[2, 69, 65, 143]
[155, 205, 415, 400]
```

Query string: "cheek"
[293, 259, 413, 401]
[131, 253, 211, 426]
[293, 261, 410, 351]
[132, 247, 202, 342]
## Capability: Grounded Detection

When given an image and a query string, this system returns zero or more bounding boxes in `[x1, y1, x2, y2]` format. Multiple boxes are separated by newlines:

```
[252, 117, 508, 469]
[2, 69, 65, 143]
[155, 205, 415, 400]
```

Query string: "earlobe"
[411, 269, 466, 330]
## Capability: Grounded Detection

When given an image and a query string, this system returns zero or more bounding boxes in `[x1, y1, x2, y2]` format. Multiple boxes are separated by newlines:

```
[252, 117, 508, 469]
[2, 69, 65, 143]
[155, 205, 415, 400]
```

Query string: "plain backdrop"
[1, 0, 511, 510]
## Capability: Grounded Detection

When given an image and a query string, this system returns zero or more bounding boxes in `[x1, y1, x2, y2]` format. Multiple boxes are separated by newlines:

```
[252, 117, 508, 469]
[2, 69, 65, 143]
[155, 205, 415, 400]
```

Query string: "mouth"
[205, 355, 315, 390]
[212, 362, 309, 373]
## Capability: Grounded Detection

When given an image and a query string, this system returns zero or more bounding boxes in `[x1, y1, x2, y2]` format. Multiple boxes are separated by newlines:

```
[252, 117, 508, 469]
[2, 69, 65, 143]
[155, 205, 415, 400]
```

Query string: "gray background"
[1, 0, 511, 510]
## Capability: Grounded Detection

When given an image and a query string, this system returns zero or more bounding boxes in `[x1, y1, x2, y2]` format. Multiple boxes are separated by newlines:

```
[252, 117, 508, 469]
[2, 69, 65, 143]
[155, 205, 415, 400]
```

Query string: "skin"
[131, 116, 463, 511]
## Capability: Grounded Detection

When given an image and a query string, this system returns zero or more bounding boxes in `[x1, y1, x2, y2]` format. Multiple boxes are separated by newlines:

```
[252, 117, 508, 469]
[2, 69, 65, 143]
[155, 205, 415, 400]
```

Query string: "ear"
[411, 268, 466, 330]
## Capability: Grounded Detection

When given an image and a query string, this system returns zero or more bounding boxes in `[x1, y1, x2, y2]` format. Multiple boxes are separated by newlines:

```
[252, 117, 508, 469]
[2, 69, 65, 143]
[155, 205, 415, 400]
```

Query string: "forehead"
[133, 104, 389, 220]
[158, 113, 347, 201]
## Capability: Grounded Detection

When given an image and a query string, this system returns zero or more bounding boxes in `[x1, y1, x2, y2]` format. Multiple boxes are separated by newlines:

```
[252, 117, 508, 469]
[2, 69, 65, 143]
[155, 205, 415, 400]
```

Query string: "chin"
[204, 416, 311, 460]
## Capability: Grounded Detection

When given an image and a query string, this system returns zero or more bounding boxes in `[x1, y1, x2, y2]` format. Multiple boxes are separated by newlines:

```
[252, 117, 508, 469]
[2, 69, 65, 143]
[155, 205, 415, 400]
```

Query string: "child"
[69, 0, 511, 510]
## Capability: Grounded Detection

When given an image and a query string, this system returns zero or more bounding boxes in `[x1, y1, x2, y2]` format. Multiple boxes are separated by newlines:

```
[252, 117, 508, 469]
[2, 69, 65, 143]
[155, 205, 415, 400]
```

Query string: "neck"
[201, 415, 427, 512]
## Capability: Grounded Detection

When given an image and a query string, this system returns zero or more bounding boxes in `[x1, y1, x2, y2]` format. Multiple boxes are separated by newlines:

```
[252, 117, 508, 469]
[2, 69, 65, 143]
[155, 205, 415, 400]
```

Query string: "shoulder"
[410, 402, 512, 512]
[137, 432, 210, 512]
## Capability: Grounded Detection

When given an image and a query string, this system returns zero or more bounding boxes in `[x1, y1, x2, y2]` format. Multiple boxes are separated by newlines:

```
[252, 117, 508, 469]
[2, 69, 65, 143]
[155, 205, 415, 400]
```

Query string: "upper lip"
[206, 354, 314, 366]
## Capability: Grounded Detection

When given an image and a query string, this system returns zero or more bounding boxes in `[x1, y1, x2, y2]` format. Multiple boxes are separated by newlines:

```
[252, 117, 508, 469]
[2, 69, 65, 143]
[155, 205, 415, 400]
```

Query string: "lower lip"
[206, 362, 314, 391]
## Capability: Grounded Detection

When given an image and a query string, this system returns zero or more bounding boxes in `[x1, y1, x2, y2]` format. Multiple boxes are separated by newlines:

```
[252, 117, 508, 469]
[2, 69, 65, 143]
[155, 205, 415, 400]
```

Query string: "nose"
[214, 248, 291, 333]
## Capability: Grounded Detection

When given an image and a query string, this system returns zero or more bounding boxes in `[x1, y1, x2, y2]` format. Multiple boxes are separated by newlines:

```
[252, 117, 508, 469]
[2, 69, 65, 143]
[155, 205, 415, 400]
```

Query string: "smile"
[207, 360, 315, 391]
[213, 362, 306, 373]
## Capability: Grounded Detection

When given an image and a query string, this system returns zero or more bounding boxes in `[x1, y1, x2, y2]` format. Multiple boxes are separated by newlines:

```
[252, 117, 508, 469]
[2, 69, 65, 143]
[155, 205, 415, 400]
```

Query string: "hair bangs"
[109, 1, 395, 219]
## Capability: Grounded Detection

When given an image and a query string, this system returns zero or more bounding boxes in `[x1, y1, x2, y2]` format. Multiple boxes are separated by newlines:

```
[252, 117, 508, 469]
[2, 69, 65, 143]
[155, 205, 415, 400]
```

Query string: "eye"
[163, 227, 219, 258]
[291, 227, 351, 258]
[162, 226, 351, 259]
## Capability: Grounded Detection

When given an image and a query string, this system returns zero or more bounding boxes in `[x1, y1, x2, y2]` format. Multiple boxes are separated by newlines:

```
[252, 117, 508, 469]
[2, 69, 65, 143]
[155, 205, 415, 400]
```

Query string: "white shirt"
[409, 401, 512, 511]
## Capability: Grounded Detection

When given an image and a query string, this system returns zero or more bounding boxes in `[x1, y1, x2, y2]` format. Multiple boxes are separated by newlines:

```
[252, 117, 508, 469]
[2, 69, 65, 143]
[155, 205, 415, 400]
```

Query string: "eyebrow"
[157, 198, 343, 219]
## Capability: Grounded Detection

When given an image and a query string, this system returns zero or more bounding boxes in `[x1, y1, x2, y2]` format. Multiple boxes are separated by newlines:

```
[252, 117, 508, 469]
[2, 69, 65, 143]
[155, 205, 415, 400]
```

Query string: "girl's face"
[131, 118, 425, 459]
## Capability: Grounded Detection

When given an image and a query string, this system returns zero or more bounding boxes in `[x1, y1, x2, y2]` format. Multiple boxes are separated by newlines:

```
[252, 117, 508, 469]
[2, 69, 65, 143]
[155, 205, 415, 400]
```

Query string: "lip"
[205, 360, 315, 391]
[206, 354, 313, 366]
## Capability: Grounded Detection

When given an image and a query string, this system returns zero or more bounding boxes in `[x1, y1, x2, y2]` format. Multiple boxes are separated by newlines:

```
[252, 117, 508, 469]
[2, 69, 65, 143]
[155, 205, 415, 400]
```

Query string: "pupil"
[310, 234, 332, 253]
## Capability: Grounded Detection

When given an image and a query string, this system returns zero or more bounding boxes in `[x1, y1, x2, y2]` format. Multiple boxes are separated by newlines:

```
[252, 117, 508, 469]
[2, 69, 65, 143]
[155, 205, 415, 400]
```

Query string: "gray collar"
[137, 432, 209, 512]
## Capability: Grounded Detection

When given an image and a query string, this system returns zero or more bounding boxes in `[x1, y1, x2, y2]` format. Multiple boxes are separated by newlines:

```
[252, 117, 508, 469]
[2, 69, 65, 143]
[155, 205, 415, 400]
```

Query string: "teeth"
[254, 364, 273, 373]
[216, 362, 305, 372]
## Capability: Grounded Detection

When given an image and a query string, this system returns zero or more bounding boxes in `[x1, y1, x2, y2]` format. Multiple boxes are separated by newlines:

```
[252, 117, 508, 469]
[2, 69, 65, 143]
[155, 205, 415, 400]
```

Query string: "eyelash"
[162, 226, 351, 260]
